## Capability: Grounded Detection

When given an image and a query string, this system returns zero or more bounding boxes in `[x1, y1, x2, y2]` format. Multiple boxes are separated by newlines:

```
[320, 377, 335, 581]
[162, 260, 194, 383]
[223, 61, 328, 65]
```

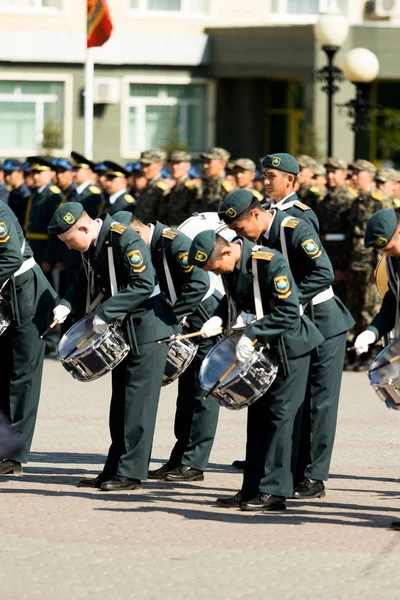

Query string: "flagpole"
[84, 45, 94, 160]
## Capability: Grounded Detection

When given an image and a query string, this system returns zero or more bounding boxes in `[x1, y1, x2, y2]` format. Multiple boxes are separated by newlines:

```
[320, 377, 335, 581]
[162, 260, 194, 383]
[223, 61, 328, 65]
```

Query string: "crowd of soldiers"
[0, 146, 396, 370]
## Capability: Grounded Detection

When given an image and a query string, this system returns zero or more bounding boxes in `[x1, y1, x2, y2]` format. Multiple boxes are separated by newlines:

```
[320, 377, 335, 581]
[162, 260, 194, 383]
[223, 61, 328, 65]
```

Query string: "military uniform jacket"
[8, 183, 31, 229]
[368, 256, 400, 339]
[158, 177, 198, 226]
[216, 238, 324, 359]
[195, 177, 235, 213]
[271, 192, 320, 233]
[134, 176, 170, 224]
[260, 209, 354, 339]
[0, 203, 56, 330]
[149, 220, 214, 323]
[24, 183, 63, 264]
[76, 183, 104, 219]
[344, 189, 384, 270]
[103, 191, 136, 216]
[61, 214, 179, 346]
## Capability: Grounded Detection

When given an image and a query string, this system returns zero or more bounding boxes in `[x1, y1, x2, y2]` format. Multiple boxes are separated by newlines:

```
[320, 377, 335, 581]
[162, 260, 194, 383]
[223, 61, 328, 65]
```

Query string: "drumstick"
[40, 319, 59, 339]
[157, 327, 223, 344]
[63, 330, 97, 361]
[368, 353, 400, 374]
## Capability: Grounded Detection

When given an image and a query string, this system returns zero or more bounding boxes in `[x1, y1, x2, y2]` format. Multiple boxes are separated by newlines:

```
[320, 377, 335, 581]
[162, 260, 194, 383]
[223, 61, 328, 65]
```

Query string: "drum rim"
[369, 337, 400, 384]
[57, 313, 103, 359]
[199, 330, 244, 390]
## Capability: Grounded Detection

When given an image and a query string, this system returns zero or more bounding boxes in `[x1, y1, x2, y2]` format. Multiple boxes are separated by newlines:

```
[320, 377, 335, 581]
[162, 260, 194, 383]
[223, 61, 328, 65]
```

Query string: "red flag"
[87, 0, 113, 48]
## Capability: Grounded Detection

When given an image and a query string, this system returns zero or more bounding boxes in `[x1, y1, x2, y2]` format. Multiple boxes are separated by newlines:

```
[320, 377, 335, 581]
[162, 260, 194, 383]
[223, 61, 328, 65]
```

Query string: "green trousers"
[242, 352, 311, 500]
[102, 340, 168, 481]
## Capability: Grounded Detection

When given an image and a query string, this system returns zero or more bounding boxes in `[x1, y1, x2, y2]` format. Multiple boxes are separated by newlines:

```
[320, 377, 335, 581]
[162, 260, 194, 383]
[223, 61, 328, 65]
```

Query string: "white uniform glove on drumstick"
[354, 330, 377, 355]
[93, 315, 108, 334]
[236, 334, 255, 363]
[53, 304, 71, 324]
[201, 316, 223, 338]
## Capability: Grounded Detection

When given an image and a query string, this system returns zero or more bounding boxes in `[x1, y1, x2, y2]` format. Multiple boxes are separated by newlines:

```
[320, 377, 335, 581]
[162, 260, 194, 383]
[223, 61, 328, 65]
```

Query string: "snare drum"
[368, 338, 400, 409]
[163, 337, 198, 386]
[200, 331, 278, 410]
[57, 313, 130, 382]
[0, 298, 11, 336]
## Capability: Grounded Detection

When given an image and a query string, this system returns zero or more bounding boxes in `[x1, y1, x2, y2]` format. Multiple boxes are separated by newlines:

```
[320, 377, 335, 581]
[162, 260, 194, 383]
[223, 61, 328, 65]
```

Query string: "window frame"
[125, 0, 214, 20]
[0, 0, 67, 14]
[264, 0, 349, 24]
[120, 73, 216, 159]
[0, 72, 73, 156]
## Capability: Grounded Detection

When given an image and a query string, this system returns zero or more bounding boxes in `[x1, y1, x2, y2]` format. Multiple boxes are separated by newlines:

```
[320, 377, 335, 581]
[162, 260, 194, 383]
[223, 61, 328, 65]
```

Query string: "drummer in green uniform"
[113, 210, 221, 482]
[218, 178, 354, 499]
[186, 230, 324, 511]
[48, 202, 180, 492]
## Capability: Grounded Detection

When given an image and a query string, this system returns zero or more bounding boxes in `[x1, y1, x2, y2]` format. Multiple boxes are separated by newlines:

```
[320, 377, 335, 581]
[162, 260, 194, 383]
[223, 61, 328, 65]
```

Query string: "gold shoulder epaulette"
[111, 223, 127, 235]
[309, 186, 321, 196]
[347, 186, 358, 198]
[49, 185, 61, 194]
[124, 194, 135, 204]
[252, 250, 275, 261]
[222, 180, 234, 193]
[89, 185, 101, 194]
[162, 229, 179, 241]
[284, 219, 300, 229]
[184, 180, 195, 189]
[252, 190, 264, 202]
[393, 197, 400, 208]
[372, 190, 384, 201]
[156, 180, 170, 191]
[295, 201, 311, 211]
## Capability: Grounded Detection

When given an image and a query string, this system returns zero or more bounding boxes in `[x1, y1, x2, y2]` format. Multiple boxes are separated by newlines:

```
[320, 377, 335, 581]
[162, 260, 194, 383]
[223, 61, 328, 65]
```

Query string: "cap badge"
[272, 157, 281, 167]
[62, 212, 75, 225]
[375, 236, 388, 248]
[195, 250, 208, 262]
[225, 207, 237, 219]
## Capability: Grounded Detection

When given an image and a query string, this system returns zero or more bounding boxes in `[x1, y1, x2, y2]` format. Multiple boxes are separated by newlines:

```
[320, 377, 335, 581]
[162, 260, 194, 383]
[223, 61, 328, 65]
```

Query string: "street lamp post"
[313, 0, 349, 157]
[338, 48, 380, 161]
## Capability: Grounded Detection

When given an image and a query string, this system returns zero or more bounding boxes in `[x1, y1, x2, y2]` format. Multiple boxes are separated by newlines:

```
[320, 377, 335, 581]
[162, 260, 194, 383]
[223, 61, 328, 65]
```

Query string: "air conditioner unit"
[93, 78, 120, 104]
[368, 0, 400, 18]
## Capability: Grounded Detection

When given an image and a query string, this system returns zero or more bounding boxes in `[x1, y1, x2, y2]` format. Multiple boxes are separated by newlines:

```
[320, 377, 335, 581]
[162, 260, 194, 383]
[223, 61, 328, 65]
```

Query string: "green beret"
[262, 153, 299, 175]
[113, 210, 132, 227]
[365, 209, 398, 249]
[218, 188, 255, 224]
[188, 230, 217, 268]
[48, 202, 84, 235]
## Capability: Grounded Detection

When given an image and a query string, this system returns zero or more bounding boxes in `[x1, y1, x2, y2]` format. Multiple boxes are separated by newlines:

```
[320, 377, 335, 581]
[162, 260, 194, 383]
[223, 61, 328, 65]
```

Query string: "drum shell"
[368, 337, 400, 409]
[163, 337, 198, 386]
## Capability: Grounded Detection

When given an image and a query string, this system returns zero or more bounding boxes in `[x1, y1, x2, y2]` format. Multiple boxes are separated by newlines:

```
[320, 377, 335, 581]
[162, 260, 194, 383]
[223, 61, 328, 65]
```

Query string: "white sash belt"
[150, 284, 161, 298]
[312, 285, 334, 306]
[322, 233, 345, 241]
[14, 256, 36, 277]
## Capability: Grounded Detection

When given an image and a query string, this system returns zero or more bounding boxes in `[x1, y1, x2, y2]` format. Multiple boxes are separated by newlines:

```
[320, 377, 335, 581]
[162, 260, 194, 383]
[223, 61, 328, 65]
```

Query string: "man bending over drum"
[186, 230, 323, 511]
[113, 210, 221, 483]
[48, 203, 180, 491]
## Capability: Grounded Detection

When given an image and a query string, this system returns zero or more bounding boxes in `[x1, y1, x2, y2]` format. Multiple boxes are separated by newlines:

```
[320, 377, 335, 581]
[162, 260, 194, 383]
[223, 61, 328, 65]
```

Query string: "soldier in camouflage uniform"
[313, 163, 328, 196]
[317, 157, 358, 304]
[391, 170, 400, 210]
[296, 154, 323, 212]
[157, 150, 198, 227]
[134, 149, 171, 224]
[232, 158, 266, 204]
[194, 147, 235, 212]
[375, 168, 398, 209]
[344, 159, 384, 369]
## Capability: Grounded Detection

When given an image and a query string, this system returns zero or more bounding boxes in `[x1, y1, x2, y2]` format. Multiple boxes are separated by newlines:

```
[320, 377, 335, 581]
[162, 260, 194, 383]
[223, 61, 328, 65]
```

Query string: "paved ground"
[1, 359, 400, 599]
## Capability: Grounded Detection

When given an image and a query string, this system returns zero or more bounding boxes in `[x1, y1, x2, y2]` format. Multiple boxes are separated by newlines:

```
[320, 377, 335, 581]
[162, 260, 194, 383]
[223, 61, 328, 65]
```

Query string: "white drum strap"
[162, 245, 178, 305]
[88, 292, 104, 313]
[251, 245, 264, 321]
[107, 246, 118, 297]
[279, 216, 291, 263]
[1, 239, 27, 293]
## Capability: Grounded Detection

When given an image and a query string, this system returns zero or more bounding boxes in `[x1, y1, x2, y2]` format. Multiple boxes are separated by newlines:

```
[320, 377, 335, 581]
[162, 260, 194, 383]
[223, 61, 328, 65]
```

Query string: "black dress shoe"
[100, 475, 141, 491]
[164, 464, 204, 482]
[0, 459, 22, 475]
[147, 463, 175, 480]
[240, 494, 286, 511]
[293, 477, 326, 499]
[231, 460, 246, 470]
[216, 491, 242, 508]
[78, 474, 111, 488]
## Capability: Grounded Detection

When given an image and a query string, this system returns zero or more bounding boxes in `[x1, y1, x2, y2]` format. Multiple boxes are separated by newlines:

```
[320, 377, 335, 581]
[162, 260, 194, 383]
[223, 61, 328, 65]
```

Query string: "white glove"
[354, 330, 377, 356]
[201, 316, 223, 338]
[236, 334, 255, 363]
[53, 304, 71, 324]
[93, 315, 108, 334]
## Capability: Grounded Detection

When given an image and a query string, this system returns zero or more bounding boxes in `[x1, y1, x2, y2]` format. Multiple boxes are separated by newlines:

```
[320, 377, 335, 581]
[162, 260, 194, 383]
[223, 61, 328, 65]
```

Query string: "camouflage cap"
[233, 158, 256, 172]
[375, 168, 396, 183]
[48, 202, 84, 236]
[314, 163, 326, 177]
[169, 150, 192, 162]
[324, 157, 348, 170]
[200, 147, 231, 162]
[262, 153, 299, 175]
[218, 188, 255, 224]
[297, 155, 317, 170]
[392, 170, 400, 183]
[113, 211, 133, 227]
[140, 149, 167, 164]
[365, 209, 398, 249]
[351, 159, 377, 175]
[187, 230, 217, 268]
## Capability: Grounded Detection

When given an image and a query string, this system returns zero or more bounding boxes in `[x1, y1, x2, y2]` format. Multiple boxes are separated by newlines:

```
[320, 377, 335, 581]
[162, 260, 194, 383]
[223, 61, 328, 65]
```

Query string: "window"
[265, 79, 305, 155]
[266, 0, 347, 21]
[0, 79, 68, 155]
[123, 81, 208, 156]
[128, 0, 211, 15]
[0, 0, 62, 9]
